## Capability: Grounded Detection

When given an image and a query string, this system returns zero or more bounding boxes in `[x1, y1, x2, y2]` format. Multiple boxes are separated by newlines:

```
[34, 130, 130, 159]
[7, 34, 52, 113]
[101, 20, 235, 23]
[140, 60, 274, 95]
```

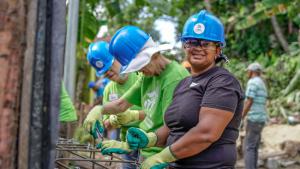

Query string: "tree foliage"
[76, 0, 300, 118]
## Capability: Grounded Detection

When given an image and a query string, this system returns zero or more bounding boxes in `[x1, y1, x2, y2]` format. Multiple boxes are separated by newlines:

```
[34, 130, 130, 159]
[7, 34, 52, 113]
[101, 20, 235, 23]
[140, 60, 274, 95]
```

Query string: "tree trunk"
[0, 0, 25, 169]
[283, 70, 300, 96]
[271, 15, 290, 53]
[204, 0, 212, 12]
[298, 29, 300, 46]
[288, 19, 293, 34]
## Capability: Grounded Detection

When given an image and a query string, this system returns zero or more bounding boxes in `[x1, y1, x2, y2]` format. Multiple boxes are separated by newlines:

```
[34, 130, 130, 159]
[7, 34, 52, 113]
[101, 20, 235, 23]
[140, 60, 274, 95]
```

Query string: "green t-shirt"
[102, 73, 142, 141]
[122, 61, 189, 157]
[59, 83, 77, 122]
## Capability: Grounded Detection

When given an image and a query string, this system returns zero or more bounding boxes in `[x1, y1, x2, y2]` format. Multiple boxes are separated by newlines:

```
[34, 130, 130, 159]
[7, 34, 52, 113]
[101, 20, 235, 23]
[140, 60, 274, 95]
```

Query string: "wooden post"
[0, 0, 26, 168]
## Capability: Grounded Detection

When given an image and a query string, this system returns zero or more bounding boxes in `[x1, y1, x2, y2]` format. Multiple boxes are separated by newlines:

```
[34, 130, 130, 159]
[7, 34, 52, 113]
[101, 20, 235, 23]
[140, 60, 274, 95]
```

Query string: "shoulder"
[207, 67, 244, 98]
[163, 61, 189, 84]
[176, 76, 191, 87]
[168, 61, 189, 75]
[103, 81, 116, 94]
[125, 73, 142, 86]
[128, 72, 140, 80]
[208, 67, 241, 86]
[247, 77, 260, 86]
[105, 81, 115, 89]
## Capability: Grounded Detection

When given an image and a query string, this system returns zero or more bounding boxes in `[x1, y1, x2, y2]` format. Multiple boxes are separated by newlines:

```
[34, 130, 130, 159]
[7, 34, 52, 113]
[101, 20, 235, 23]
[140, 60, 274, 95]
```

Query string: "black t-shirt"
[165, 66, 245, 169]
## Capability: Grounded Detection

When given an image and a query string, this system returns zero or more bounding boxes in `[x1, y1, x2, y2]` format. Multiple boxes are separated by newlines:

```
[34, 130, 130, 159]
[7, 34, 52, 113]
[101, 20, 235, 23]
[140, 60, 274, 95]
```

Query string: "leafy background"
[75, 0, 300, 120]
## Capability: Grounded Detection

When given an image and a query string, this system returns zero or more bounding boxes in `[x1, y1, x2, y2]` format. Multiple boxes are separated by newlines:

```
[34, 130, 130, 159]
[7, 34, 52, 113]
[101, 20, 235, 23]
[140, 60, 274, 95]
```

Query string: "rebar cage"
[55, 138, 140, 169]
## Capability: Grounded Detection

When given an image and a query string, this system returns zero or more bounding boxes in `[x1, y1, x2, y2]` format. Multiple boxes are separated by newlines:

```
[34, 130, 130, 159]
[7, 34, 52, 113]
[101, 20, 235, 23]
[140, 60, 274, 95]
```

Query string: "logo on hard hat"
[193, 23, 205, 34]
[95, 61, 104, 68]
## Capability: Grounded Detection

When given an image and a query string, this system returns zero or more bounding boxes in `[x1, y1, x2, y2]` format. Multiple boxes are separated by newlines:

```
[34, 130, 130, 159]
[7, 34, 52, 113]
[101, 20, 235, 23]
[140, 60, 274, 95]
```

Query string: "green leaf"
[104, 0, 121, 17]
[235, 2, 288, 30]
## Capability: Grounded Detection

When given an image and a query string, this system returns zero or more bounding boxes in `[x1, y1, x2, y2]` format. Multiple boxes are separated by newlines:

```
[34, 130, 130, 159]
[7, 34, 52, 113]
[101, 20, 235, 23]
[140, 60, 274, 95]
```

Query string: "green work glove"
[83, 105, 103, 134]
[126, 127, 157, 150]
[90, 120, 104, 140]
[99, 140, 132, 155]
[141, 147, 177, 169]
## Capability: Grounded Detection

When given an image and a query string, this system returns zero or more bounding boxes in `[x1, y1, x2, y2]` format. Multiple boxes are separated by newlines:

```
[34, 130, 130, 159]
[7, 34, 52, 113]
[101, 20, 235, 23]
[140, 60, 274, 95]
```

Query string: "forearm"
[170, 127, 213, 159]
[102, 98, 132, 114]
[93, 97, 103, 106]
[242, 98, 253, 118]
[155, 124, 170, 147]
[169, 107, 232, 159]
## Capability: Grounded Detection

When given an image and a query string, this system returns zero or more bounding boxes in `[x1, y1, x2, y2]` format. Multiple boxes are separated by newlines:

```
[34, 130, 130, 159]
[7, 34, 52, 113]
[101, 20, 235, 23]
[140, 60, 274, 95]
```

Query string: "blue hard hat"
[181, 10, 226, 47]
[109, 26, 150, 66]
[87, 41, 114, 76]
[88, 81, 96, 88]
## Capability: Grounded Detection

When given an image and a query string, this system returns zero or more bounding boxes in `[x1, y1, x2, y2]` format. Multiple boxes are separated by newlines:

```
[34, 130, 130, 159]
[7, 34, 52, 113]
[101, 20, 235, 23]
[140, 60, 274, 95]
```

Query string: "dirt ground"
[236, 124, 300, 169]
[261, 124, 300, 154]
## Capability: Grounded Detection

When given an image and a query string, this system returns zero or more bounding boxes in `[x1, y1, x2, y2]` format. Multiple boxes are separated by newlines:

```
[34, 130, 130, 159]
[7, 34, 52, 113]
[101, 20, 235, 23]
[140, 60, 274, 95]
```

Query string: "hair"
[148, 52, 170, 74]
[151, 52, 161, 60]
[214, 45, 229, 64]
[215, 54, 229, 63]
[252, 70, 262, 75]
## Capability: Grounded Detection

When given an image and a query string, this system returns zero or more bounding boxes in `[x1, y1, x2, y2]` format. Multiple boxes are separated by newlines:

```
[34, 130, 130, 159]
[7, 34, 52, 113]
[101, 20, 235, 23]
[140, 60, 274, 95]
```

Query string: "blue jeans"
[108, 128, 120, 140]
[243, 120, 265, 169]
[121, 150, 139, 169]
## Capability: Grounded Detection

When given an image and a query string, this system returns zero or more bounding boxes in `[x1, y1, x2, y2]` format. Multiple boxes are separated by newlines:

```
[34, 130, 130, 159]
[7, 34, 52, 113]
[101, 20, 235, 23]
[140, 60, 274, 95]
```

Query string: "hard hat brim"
[95, 58, 114, 77]
[120, 39, 173, 74]
[120, 47, 158, 74]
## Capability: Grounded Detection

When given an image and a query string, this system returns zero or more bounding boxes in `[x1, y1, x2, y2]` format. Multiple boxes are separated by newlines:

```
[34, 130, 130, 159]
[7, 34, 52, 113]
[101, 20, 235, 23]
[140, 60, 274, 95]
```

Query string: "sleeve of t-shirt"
[245, 80, 257, 99]
[201, 74, 240, 113]
[121, 76, 143, 107]
[60, 82, 77, 121]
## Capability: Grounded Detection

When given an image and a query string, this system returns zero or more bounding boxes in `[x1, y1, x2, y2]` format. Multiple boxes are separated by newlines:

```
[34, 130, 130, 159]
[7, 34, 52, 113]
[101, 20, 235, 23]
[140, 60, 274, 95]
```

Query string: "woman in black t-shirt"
[126, 9, 244, 169]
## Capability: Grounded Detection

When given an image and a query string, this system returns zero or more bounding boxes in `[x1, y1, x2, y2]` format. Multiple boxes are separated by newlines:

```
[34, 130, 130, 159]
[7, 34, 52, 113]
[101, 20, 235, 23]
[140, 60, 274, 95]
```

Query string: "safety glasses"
[183, 39, 220, 49]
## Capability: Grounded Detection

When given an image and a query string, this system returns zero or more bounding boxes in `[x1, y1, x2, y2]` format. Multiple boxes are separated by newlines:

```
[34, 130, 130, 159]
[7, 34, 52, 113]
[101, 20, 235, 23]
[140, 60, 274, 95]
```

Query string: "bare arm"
[170, 107, 234, 159]
[93, 96, 103, 106]
[155, 124, 170, 147]
[242, 98, 253, 119]
[102, 98, 132, 114]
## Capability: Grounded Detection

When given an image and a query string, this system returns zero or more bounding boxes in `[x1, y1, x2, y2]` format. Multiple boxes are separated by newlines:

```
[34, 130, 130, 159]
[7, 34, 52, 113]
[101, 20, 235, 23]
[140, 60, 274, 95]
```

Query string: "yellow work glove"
[141, 146, 177, 169]
[108, 115, 121, 128]
[83, 105, 103, 134]
[99, 140, 132, 155]
[109, 110, 140, 128]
